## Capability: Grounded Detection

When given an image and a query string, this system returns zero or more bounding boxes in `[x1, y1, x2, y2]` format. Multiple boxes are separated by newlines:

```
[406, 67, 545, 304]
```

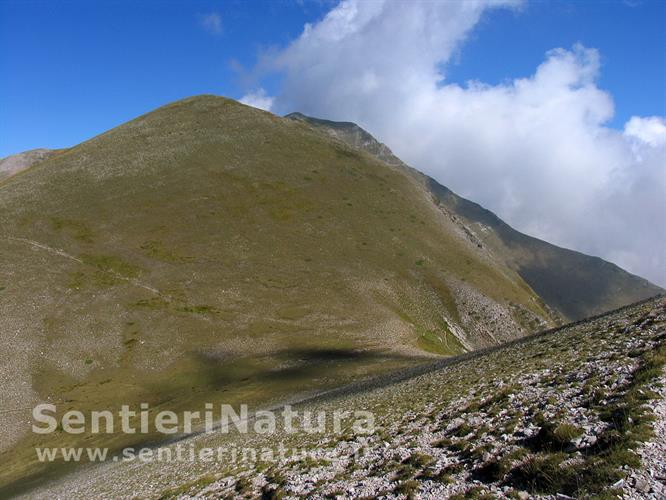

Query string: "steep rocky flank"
[425, 180, 661, 321]
[288, 113, 662, 321]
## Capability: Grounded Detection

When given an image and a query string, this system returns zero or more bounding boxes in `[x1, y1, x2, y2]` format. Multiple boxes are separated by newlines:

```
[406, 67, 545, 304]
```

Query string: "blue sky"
[0, 0, 329, 156]
[445, 0, 666, 129]
[1, 0, 664, 157]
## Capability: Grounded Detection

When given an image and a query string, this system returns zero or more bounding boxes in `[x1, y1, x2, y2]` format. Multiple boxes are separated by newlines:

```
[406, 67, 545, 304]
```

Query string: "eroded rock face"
[0, 148, 56, 179]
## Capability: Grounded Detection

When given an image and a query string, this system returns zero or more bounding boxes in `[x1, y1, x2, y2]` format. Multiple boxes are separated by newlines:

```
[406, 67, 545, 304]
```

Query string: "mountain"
[287, 112, 662, 321]
[0, 95, 558, 491]
[0, 148, 59, 180]
[0, 95, 659, 493]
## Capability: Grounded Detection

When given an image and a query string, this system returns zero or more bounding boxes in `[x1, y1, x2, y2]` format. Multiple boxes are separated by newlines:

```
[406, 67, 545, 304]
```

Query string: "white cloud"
[624, 116, 666, 147]
[239, 88, 274, 111]
[252, 0, 666, 286]
[200, 12, 222, 35]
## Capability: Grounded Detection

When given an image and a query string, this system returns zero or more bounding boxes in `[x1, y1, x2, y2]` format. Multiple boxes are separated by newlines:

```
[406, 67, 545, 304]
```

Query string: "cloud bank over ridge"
[242, 0, 666, 286]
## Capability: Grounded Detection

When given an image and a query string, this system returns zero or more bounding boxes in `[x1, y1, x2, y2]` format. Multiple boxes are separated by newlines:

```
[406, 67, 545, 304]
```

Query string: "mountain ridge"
[285, 111, 662, 320]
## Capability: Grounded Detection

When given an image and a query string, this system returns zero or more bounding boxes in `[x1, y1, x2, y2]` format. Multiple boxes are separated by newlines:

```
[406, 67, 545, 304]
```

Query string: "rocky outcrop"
[0, 148, 57, 180]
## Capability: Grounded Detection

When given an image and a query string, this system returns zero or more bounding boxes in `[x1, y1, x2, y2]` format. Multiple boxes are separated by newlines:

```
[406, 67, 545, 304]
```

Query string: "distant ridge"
[0, 148, 59, 180]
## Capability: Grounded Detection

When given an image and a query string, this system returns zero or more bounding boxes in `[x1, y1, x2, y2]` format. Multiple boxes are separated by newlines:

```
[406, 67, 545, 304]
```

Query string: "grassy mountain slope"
[23, 298, 666, 499]
[0, 96, 555, 490]
[287, 113, 662, 321]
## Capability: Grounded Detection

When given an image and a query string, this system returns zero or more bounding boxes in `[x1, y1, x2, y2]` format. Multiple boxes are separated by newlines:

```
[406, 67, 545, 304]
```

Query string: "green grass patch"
[416, 324, 464, 356]
[80, 254, 140, 279]
[176, 304, 218, 315]
[139, 240, 187, 263]
[50, 217, 94, 243]
[394, 479, 420, 498]
[526, 421, 583, 451]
